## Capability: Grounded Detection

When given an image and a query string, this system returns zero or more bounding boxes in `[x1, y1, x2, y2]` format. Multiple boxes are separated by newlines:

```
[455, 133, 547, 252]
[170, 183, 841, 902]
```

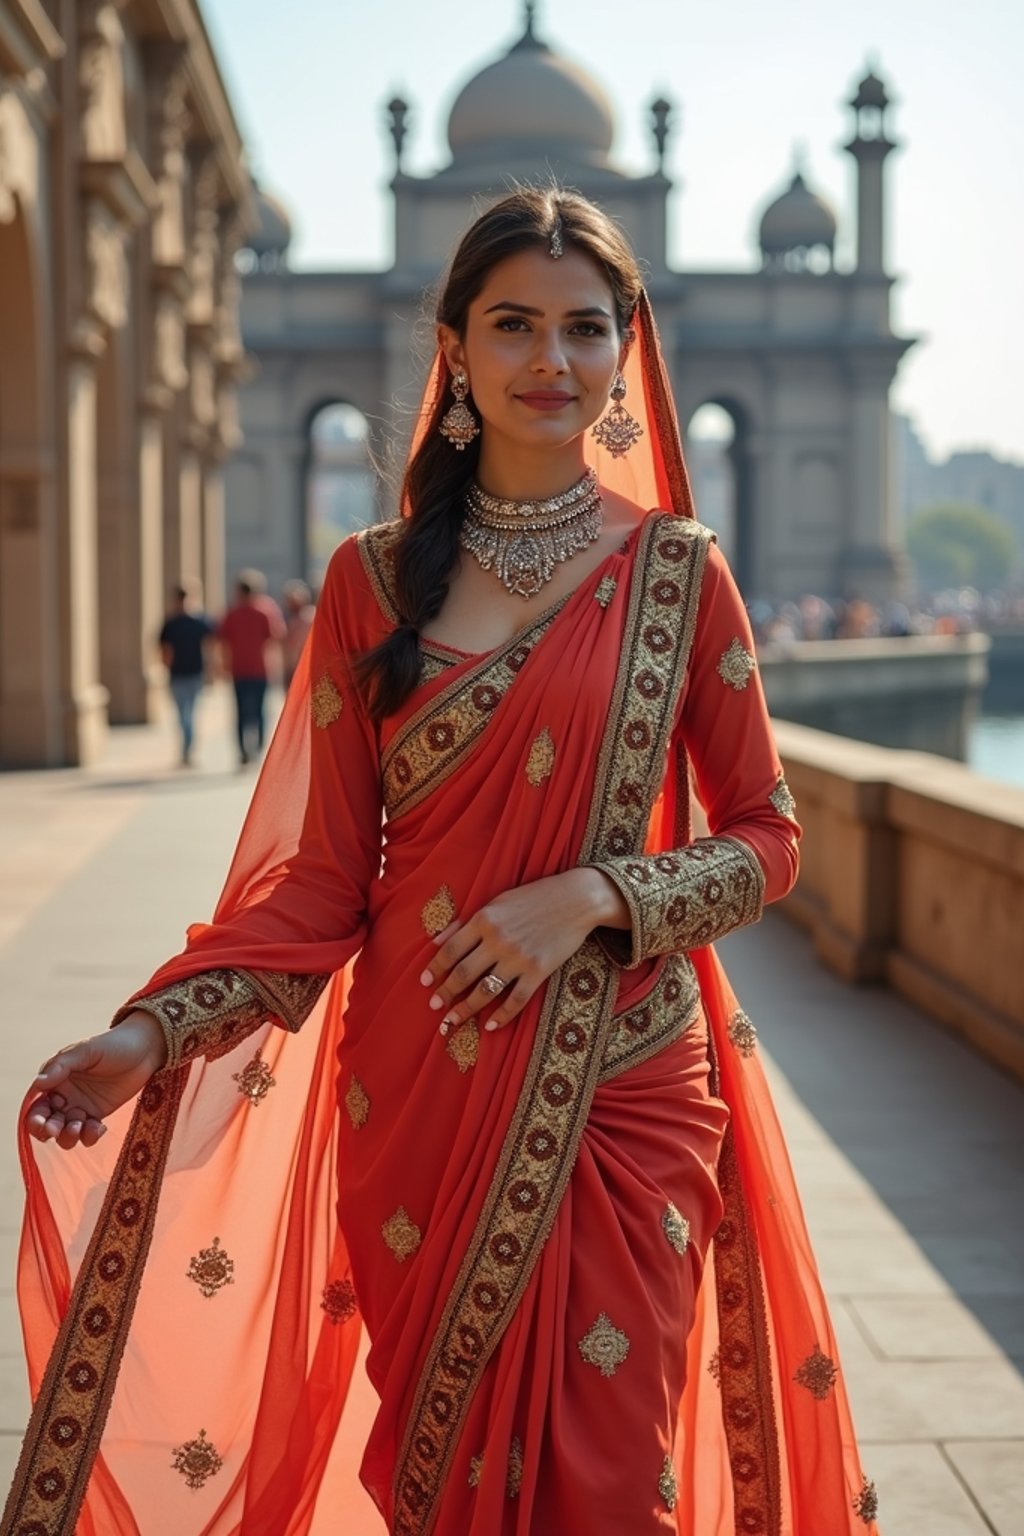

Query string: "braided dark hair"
[355, 187, 643, 721]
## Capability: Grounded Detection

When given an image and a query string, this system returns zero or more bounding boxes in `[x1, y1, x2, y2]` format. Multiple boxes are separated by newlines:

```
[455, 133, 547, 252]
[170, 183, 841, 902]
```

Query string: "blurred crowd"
[159, 570, 316, 768]
[749, 588, 1024, 645]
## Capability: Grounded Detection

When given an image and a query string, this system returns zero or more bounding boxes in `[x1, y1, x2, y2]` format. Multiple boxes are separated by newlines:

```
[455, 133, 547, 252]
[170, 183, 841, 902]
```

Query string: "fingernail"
[68, 1122, 82, 1134]
[98, 1125, 108, 1137]
[485, 1020, 498, 1032]
[429, 995, 443, 1011]
[439, 1021, 449, 1037]
[419, 971, 433, 987]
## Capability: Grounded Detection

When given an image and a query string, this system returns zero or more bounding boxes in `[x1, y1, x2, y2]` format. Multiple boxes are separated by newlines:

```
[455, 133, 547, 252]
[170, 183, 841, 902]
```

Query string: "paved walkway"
[0, 687, 1021, 1533]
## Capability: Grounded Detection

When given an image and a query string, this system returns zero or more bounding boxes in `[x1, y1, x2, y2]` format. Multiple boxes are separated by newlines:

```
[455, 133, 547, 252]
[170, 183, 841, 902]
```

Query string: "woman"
[5, 191, 879, 1535]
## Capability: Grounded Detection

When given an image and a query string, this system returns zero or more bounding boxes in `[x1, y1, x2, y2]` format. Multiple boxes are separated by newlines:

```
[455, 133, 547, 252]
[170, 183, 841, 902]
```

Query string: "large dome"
[446, 15, 615, 168]
[759, 171, 837, 262]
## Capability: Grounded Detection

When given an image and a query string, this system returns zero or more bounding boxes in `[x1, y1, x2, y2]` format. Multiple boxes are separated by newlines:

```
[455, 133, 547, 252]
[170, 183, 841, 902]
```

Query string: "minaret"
[844, 63, 897, 275]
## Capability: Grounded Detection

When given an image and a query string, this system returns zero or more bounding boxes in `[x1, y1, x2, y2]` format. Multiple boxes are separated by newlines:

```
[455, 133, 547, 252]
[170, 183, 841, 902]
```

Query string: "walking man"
[158, 581, 214, 767]
[217, 569, 286, 766]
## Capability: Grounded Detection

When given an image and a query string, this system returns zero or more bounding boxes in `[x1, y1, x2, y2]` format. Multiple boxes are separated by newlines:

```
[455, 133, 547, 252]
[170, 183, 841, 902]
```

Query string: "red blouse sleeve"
[590, 540, 800, 969]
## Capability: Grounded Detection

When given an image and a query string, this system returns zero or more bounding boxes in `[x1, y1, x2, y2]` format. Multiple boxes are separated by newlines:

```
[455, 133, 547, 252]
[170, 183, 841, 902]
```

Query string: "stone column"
[841, 358, 909, 600]
[63, 328, 109, 763]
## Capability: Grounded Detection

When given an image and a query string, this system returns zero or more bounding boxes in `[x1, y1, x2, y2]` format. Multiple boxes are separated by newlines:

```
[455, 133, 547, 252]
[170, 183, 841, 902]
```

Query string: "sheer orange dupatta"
[6, 295, 877, 1536]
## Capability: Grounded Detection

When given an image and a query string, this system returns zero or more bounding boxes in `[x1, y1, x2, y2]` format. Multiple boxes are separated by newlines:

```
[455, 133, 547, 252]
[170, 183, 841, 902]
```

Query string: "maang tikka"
[591, 371, 643, 458]
[439, 370, 480, 451]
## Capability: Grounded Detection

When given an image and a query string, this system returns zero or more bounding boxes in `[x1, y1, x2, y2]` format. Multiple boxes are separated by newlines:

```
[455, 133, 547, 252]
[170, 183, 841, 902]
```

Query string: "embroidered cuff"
[590, 836, 766, 969]
[112, 967, 330, 1071]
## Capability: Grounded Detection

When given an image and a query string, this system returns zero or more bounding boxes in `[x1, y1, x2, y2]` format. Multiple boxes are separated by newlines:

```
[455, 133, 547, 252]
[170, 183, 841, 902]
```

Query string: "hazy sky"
[201, 0, 1022, 464]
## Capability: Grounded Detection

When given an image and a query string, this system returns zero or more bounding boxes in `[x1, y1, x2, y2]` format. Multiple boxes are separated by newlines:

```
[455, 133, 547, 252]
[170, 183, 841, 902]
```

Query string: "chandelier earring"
[439, 370, 480, 451]
[591, 371, 643, 458]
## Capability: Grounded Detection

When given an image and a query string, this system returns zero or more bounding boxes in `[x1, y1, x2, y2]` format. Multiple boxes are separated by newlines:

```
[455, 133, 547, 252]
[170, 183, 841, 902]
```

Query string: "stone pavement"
[0, 685, 1021, 1533]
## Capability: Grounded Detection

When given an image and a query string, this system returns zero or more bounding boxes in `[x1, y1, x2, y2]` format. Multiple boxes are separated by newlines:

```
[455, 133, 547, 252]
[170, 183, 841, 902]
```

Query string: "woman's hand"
[420, 868, 630, 1036]
[25, 1011, 169, 1151]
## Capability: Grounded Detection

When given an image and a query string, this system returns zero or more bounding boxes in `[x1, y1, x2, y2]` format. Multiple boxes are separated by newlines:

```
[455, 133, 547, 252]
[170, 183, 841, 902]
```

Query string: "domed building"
[230, 12, 912, 604]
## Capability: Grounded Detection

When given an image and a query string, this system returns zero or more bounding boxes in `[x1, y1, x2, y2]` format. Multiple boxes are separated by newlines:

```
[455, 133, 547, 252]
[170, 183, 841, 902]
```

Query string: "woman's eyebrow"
[482, 301, 613, 319]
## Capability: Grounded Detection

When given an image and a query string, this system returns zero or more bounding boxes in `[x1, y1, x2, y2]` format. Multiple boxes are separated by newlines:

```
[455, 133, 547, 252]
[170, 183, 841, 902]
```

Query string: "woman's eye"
[570, 322, 607, 338]
[496, 317, 529, 332]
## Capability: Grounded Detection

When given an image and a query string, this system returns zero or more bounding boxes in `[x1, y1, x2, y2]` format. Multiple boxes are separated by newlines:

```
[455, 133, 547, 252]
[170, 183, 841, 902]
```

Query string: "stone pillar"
[63, 338, 109, 763]
[202, 459, 226, 614]
[841, 359, 909, 600]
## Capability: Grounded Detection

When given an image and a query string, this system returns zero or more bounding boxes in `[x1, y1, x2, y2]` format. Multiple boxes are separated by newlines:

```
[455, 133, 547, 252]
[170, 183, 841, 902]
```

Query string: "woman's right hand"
[26, 1011, 169, 1152]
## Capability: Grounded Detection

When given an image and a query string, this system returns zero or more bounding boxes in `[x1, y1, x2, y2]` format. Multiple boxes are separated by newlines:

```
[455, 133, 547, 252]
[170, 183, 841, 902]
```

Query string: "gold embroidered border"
[354, 521, 497, 683]
[597, 952, 700, 1084]
[391, 515, 715, 1536]
[1, 1068, 189, 1536]
[380, 607, 562, 820]
[712, 1128, 783, 1536]
[111, 967, 327, 1071]
[592, 835, 765, 969]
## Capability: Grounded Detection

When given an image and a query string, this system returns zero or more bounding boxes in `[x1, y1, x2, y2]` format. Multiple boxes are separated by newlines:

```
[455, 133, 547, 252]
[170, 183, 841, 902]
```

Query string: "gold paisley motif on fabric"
[311, 673, 343, 728]
[421, 884, 457, 938]
[381, 609, 564, 820]
[390, 516, 717, 1536]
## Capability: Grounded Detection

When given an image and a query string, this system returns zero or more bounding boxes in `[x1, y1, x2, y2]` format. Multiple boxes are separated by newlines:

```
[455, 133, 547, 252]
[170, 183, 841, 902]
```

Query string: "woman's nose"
[529, 331, 569, 373]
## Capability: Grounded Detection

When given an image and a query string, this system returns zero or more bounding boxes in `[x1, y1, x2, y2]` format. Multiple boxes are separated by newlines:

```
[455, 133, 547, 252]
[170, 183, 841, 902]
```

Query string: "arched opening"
[685, 400, 756, 592]
[0, 200, 54, 763]
[304, 402, 374, 589]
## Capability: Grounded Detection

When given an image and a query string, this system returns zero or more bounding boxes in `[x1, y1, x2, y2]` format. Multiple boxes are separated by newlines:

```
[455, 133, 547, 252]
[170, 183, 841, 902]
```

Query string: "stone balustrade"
[773, 720, 1024, 1082]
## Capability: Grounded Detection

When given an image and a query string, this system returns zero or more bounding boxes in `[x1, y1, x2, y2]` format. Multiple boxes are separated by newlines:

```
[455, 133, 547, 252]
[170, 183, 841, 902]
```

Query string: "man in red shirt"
[217, 570, 286, 765]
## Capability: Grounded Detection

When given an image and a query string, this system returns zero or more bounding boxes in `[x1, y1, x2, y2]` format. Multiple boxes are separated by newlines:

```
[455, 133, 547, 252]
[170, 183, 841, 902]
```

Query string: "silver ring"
[481, 973, 506, 997]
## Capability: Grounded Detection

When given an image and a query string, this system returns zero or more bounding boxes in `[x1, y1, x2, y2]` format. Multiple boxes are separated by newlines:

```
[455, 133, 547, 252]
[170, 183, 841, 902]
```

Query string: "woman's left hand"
[420, 868, 629, 1036]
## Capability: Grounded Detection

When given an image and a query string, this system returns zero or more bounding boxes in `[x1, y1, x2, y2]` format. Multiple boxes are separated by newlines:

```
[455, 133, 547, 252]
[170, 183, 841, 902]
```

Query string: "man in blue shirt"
[159, 582, 215, 766]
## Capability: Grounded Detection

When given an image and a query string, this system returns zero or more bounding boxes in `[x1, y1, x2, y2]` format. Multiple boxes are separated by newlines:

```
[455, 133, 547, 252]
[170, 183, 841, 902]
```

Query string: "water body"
[968, 715, 1024, 790]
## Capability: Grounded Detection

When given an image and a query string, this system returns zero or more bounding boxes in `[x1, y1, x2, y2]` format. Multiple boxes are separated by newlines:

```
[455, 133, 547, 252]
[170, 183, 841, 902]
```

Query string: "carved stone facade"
[0, 0, 249, 766]
[231, 14, 914, 608]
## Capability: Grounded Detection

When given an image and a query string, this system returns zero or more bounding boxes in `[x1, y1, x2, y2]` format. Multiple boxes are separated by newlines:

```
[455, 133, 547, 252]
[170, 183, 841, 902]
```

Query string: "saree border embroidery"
[1, 1068, 189, 1536]
[391, 515, 716, 1536]
[380, 607, 563, 819]
[597, 951, 699, 1084]
[711, 1129, 783, 1536]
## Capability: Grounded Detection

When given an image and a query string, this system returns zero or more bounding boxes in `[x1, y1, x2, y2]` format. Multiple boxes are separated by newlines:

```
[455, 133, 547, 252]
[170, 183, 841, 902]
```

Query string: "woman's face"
[439, 245, 627, 453]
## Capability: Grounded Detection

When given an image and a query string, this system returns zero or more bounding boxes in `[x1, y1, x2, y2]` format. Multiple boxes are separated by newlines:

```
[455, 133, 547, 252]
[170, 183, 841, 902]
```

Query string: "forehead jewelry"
[549, 217, 564, 259]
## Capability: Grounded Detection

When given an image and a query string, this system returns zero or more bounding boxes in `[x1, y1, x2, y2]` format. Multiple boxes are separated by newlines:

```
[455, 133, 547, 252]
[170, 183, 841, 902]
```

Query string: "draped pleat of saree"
[5, 297, 880, 1536]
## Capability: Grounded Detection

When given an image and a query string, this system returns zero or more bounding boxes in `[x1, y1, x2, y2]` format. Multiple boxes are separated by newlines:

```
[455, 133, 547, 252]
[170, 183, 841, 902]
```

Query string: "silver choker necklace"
[461, 469, 603, 599]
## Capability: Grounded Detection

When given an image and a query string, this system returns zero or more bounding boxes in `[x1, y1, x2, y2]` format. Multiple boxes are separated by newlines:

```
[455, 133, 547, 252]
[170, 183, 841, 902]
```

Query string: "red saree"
[4, 297, 879, 1535]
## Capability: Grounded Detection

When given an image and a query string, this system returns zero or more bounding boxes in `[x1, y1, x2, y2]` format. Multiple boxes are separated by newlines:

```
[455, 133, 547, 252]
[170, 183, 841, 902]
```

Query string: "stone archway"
[303, 401, 375, 589]
[685, 398, 757, 593]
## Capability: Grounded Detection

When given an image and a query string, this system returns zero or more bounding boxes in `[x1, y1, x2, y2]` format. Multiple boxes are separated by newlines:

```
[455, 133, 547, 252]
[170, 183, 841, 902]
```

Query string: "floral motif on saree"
[186, 1237, 235, 1299]
[577, 1312, 630, 1377]
[232, 1048, 275, 1105]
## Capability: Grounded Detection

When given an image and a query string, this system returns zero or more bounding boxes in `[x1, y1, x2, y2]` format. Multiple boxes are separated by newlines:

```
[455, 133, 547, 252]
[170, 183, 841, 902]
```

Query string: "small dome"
[759, 171, 837, 259]
[247, 183, 292, 258]
[446, 14, 615, 168]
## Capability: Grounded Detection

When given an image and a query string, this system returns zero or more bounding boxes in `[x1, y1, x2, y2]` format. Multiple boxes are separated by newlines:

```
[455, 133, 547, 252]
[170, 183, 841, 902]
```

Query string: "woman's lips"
[515, 392, 577, 412]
